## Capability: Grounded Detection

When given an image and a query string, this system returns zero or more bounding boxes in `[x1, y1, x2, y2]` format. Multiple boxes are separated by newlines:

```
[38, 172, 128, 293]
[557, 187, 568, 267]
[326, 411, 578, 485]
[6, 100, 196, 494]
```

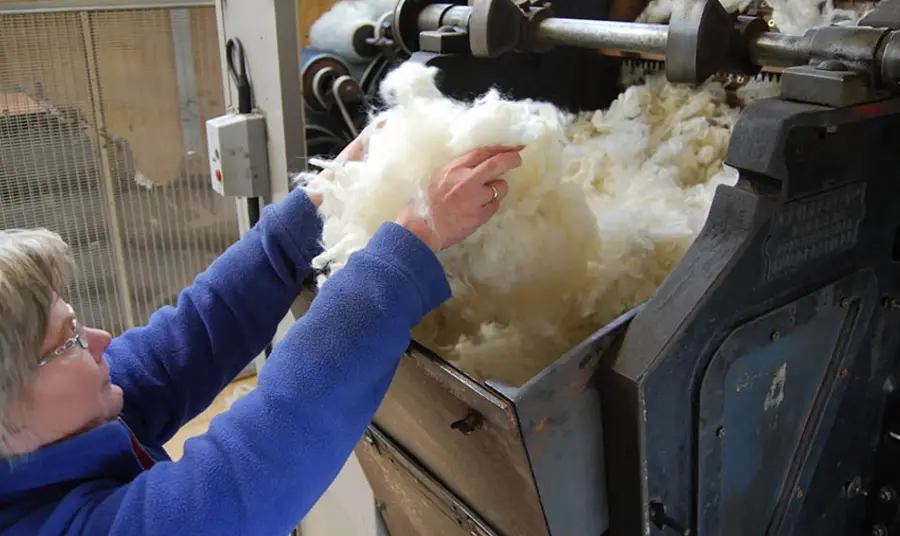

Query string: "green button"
[215, 148, 220, 160]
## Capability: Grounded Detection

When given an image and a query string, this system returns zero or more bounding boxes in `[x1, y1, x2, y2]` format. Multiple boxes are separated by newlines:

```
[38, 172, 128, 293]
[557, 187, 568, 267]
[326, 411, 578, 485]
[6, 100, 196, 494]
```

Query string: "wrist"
[395, 214, 438, 252]
[304, 189, 323, 208]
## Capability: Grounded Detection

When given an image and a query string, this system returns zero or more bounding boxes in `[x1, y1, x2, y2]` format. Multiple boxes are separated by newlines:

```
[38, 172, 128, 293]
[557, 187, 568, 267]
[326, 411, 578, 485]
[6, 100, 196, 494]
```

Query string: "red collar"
[118, 419, 155, 470]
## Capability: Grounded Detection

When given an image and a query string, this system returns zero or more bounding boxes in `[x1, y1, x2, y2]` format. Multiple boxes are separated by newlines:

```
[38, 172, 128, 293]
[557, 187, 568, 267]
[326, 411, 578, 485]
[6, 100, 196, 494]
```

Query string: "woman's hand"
[305, 122, 382, 207]
[396, 145, 524, 252]
[317, 121, 382, 181]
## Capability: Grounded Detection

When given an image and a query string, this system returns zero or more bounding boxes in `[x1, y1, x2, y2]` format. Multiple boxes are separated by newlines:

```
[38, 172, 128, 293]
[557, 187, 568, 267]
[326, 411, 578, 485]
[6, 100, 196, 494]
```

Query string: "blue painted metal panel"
[697, 302, 848, 535]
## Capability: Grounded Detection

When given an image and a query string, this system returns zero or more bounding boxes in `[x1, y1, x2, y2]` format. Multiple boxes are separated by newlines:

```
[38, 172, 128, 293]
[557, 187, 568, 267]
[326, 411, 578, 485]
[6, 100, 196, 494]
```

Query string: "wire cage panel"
[0, 4, 238, 335]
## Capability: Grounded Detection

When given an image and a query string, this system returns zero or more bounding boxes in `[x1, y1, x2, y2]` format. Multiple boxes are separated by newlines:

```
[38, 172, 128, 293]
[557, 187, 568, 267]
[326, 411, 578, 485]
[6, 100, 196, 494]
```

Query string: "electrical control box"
[206, 112, 269, 198]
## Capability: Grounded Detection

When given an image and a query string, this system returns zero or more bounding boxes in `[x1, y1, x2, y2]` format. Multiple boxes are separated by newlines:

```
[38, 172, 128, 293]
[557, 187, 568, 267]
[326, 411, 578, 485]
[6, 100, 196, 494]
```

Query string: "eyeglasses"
[38, 314, 87, 368]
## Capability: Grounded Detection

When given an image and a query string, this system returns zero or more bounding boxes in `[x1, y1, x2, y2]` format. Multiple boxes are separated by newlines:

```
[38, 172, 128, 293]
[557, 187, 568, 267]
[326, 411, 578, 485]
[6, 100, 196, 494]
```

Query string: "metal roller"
[392, 0, 900, 104]
[300, 48, 369, 153]
[533, 18, 668, 55]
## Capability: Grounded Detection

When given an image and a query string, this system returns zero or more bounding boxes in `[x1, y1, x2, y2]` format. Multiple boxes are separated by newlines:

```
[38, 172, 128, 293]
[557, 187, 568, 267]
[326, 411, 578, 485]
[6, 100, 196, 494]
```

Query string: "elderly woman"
[0, 129, 521, 536]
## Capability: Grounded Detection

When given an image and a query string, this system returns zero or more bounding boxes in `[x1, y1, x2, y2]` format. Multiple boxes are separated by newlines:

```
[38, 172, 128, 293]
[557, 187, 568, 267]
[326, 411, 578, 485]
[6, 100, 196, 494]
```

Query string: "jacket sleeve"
[106, 188, 324, 448]
[79, 223, 452, 536]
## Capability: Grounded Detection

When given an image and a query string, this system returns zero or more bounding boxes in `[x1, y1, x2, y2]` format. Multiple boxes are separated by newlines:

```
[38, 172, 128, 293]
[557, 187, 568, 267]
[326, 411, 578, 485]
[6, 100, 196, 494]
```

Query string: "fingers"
[357, 118, 386, 141]
[480, 179, 508, 206]
[451, 144, 525, 169]
[335, 119, 387, 164]
[470, 151, 522, 184]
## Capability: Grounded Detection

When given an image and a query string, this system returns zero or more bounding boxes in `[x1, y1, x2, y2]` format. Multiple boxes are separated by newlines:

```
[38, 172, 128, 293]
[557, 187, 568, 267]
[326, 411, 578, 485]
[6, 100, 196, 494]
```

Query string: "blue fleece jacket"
[0, 189, 451, 535]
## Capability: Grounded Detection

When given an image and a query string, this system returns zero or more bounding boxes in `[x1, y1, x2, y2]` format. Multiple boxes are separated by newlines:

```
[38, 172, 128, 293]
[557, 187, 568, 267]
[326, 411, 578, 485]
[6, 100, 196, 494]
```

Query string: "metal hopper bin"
[295, 287, 638, 536]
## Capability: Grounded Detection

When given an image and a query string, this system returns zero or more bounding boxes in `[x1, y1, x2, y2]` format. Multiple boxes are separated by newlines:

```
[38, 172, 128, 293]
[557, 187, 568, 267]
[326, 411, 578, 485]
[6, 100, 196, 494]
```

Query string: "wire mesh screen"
[0, 5, 238, 335]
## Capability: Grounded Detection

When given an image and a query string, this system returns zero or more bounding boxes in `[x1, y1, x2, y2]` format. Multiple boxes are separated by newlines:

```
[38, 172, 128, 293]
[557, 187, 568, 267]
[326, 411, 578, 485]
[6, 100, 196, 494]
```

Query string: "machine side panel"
[515, 307, 640, 536]
[356, 426, 497, 536]
[606, 97, 900, 536]
[696, 277, 874, 535]
[372, 346, 548, 536]
[771, 280, 883, 535]
[601, 183, 769, 533]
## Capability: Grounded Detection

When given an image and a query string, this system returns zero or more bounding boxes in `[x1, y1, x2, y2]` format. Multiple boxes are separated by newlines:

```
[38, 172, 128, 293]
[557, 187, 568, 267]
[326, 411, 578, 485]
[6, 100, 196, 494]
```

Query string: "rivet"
[771, 330, 781, 341]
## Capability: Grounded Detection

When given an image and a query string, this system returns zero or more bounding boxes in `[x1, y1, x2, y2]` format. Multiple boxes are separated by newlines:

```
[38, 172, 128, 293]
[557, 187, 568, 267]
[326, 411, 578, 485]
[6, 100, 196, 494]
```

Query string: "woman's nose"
[85, 328, 112, 363]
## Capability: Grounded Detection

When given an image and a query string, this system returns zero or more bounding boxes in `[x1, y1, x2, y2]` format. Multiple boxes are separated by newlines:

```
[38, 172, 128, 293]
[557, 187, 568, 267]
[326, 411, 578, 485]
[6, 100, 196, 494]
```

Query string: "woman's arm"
[77, 223, 451, 536]
[107, 188, 324, 448]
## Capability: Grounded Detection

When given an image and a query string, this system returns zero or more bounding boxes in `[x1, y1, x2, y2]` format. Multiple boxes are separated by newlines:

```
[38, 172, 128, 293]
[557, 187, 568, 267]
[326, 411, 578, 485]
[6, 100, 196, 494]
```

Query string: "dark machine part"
[349, 20, 382, 61]
[392, 0, 900, 103]
[587, 1, 900, 535]
[302, 0, 626, 135]
[868, 373, 900, 534]
[300, 49, 371, 159]
[603, 89, 900, 536]
[387, 0, 624, 111]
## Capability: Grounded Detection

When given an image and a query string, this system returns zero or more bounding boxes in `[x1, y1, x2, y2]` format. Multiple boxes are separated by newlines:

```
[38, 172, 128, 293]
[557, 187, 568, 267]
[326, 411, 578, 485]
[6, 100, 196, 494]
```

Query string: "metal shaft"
[750, 33, 809, 67]
[404, 0, 900, 89]
[533, 18, 669, 56]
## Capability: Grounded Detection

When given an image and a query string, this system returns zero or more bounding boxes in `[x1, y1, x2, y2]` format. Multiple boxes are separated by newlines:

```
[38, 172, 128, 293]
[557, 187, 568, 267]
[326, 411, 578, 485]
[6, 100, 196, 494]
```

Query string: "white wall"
[301, 453, 389, 536]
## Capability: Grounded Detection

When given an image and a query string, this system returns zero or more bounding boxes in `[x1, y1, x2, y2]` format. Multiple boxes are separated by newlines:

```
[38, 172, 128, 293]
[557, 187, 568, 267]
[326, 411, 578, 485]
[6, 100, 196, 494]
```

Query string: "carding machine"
[299, 0, 900, 534]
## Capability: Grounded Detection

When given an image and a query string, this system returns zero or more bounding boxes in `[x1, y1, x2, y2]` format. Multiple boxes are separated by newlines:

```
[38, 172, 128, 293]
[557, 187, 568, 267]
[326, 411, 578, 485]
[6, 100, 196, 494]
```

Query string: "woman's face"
[7, 297, 123, 450]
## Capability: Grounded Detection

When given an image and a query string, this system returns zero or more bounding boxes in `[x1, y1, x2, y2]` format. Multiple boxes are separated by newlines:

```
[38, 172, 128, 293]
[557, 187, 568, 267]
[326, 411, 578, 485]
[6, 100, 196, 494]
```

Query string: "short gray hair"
[0, 228, 73, 448]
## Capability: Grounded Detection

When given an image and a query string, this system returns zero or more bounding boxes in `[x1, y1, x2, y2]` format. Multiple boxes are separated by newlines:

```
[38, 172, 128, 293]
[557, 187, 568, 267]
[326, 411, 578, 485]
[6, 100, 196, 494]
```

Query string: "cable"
[225, 37, 252, 115]
[224, 38, 262, 225]
[246, 196, 261, 227]
[225, 37, 272, 358]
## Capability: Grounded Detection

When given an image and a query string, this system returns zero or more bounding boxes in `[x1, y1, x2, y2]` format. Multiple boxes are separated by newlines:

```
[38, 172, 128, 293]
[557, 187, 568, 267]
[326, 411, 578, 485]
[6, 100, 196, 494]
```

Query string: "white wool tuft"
[365, 0, 399, 16]
[637, 0, 862, 33]
[304, 62, 743, 386]
[765, 0, 862, 34]
[377, 62, 445, 106]
[308, 0, 395, 62]
[638, 0, 754, 22]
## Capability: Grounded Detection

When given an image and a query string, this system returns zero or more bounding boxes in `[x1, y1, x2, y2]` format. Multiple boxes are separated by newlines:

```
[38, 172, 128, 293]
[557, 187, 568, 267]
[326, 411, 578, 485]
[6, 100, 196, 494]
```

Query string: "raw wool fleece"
[307, 0, 396, 62]
[637, 0, 862, 33]
[303, 62, 744, 387]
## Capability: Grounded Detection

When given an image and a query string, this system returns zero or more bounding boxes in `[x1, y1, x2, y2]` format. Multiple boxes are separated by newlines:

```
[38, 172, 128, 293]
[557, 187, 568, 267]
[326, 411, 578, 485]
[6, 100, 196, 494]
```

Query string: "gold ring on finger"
[490, 184, 499, 203]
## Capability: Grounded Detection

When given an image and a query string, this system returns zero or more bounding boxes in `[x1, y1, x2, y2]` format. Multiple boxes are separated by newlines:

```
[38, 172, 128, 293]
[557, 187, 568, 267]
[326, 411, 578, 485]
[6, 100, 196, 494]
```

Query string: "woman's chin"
[107, 384, 125, 417]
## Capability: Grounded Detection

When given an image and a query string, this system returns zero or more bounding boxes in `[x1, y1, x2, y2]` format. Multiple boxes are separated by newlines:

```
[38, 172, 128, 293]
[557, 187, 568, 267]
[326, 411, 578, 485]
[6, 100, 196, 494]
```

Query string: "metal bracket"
[781, 62, 879, 107]
[666, 0, 734, 83]
[469, 0, 526, 57]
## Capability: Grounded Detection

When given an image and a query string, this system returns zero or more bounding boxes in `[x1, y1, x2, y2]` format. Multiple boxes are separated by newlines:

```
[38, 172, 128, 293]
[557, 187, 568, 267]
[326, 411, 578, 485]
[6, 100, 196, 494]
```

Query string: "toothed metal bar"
[620, 58, 782, 84]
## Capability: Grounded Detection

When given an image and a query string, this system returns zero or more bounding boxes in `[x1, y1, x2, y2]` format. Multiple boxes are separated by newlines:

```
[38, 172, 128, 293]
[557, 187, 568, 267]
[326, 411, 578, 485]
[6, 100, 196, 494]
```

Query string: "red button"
[215, 169, 222, 182]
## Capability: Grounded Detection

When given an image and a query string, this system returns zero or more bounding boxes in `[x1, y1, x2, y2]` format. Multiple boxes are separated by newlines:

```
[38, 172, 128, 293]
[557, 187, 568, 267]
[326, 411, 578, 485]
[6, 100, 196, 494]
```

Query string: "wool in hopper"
[302, 59, 749, 387]
[304, 0, 844, 387]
